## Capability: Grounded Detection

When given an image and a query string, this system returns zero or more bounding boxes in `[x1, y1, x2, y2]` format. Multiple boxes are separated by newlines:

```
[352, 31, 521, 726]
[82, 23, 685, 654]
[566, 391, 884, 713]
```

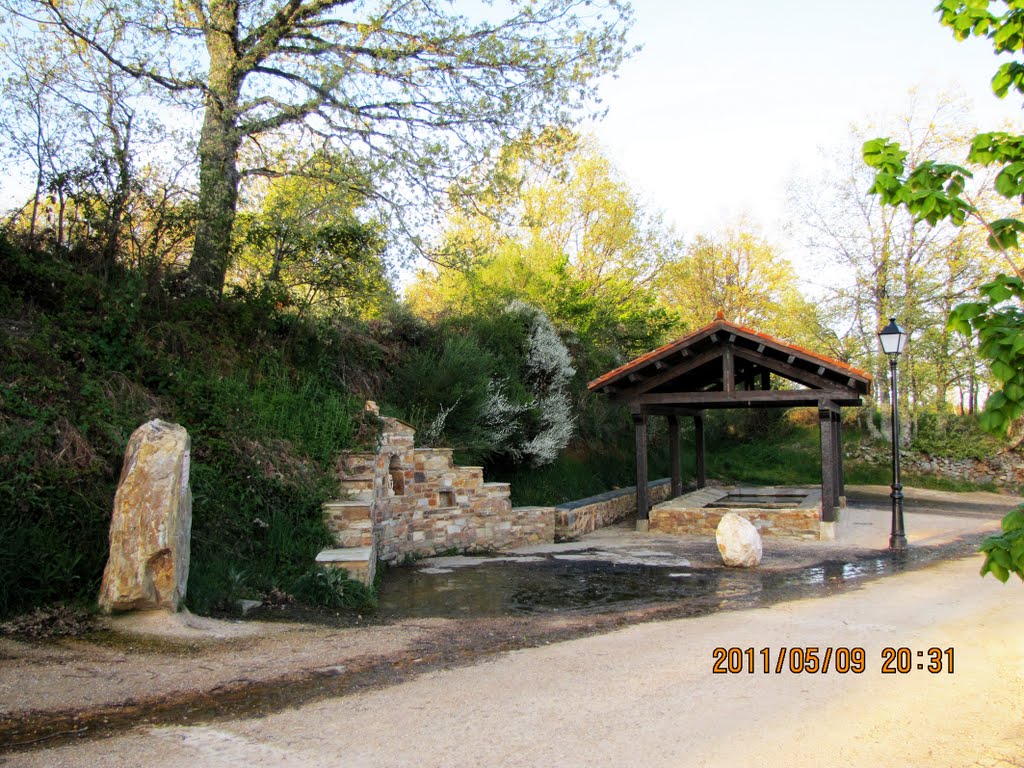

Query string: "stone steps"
[316, 546, 375, 586]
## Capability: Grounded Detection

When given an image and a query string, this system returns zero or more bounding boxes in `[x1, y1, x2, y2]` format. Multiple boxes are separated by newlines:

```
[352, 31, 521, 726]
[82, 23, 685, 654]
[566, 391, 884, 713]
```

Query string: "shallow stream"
[375, 536, 982, 620]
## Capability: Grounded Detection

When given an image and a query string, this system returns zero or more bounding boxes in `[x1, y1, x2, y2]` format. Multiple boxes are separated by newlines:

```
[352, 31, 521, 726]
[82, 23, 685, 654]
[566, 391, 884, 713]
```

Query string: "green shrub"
[911, 412, 1003, 461]
[0, 237, 379, 618]
[383, 332, 496, 456]
[290, 565, 377, 611]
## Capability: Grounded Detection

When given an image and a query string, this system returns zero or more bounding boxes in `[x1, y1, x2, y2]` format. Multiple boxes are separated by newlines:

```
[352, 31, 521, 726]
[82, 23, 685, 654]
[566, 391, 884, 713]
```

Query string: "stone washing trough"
[650, 486, 826, 541]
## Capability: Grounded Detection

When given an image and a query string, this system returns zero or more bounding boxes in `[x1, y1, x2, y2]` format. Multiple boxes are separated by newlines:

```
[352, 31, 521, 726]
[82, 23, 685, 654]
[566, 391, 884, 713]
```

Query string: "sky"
[581, 0, 1024, 273]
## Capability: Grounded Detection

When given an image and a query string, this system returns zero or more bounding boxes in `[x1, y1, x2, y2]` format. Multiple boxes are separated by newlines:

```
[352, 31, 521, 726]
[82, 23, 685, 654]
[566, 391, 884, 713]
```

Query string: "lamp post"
[878, 318, 909, 551]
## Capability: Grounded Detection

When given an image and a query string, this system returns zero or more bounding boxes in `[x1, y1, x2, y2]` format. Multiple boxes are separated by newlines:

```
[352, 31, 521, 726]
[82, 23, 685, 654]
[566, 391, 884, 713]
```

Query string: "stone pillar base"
[636, 519, 650, 533]
[819, 521, 837, 541]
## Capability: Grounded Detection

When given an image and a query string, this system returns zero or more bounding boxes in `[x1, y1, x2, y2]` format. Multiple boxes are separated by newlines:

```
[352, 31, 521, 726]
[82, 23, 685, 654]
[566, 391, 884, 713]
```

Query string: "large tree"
[7, 0, 634, 295]
[658, 220, 812, 339]
[792, 96, 1002, 423]
[408, 132, 680, 370]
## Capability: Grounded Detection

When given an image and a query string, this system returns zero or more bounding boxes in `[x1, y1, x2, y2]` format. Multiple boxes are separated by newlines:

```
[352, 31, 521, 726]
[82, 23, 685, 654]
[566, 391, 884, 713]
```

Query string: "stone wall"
[650, 487, 823, 540]
[325, 418, 554, 565]
[650, 505, 822, 540]
[553, 479, 674, 540]
[849, 444, 1024, 491]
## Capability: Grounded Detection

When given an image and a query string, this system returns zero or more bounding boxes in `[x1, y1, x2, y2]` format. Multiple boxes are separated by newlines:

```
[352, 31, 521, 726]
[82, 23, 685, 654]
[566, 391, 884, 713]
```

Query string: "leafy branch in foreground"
[862, 0, 1024, 582]
[979, 506, 1024, 582]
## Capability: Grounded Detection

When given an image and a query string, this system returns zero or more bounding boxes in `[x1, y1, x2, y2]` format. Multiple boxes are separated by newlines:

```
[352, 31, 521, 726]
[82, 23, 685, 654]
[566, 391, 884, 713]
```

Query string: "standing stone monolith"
[716, 512, 763, 567]
[98, 420, 192, 612]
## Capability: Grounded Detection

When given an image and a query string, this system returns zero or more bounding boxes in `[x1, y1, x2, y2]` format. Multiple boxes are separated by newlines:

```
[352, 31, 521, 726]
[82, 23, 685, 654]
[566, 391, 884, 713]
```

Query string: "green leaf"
[1002, 507, 1024, 533]
[985, 278, 1015, 303]
[991, 360, 1016, 381]
[979, 408, 1006, 433]
[987, 218, 1023, 250]
[993, 546, 1012, 569]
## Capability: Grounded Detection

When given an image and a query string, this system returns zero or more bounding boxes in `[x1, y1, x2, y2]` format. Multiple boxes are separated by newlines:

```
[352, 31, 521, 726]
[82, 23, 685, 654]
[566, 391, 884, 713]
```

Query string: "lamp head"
[878, 317, 908, 356]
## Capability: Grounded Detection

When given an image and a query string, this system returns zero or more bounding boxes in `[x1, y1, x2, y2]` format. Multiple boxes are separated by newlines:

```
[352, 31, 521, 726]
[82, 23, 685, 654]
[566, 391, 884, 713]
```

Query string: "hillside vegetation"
[2, 236, 1015, 619]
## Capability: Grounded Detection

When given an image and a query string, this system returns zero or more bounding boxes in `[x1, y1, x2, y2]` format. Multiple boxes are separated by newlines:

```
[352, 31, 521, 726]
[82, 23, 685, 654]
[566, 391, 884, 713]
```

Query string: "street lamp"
[878, 318, 909, 551]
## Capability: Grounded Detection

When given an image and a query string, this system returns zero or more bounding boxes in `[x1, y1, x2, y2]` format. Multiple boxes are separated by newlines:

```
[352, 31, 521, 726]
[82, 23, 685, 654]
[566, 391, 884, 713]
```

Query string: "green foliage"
[290, 566, 377, 612]
[383, 303, 575, 467]
[862, 137, 973, 226]
[233, 150, 390, 318]
[0, 235, 378, 618]
[383, 333, 497, 458]
[910, 411, 1004, 460]
[979, 505, 1024, 582]
[948, 274, 1024, 434]
[409, 134, 681, 378]
[863, 3, 1024, 446]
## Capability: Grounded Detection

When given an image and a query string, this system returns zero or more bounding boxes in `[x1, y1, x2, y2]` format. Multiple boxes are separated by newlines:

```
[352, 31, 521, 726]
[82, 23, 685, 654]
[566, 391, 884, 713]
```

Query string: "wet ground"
[374, 484, 1010, 620]
[0, 485, 1018, 756]
[375, 539, 977, 620]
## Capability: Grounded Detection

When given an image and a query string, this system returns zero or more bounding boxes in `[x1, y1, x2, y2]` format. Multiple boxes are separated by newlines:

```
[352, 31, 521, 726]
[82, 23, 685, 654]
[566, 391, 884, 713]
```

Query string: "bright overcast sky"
[586, 0, 1024, 252]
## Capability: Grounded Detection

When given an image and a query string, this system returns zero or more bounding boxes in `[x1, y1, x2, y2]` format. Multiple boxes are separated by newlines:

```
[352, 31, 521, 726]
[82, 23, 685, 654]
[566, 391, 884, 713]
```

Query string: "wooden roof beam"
[621, 347, 723, 397]
[732, 347, 844, 392]
[637, 389, 862, 408]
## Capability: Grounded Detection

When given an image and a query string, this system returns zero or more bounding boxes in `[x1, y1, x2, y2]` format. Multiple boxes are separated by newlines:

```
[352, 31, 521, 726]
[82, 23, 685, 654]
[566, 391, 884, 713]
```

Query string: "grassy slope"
[0, 242, 378, 617]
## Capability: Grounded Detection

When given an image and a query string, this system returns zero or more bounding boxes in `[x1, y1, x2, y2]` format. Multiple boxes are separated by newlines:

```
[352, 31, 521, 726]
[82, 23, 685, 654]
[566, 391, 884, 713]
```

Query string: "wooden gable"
[588, 316, 871, 410]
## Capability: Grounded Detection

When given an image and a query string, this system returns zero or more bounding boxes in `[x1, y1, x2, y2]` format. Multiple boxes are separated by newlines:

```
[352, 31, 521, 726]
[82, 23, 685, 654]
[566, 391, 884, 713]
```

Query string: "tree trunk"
[186, 0, 241, 297]
[101, 106, 132, 275]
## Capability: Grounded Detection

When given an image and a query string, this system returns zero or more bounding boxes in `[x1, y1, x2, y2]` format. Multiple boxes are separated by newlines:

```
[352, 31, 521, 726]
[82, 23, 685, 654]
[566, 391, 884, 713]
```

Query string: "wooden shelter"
[587, 314, 872, 528]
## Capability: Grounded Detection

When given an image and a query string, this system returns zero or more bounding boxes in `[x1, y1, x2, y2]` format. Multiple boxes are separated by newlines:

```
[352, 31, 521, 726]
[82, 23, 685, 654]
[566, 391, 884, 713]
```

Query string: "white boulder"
[715, 512, 763, 567]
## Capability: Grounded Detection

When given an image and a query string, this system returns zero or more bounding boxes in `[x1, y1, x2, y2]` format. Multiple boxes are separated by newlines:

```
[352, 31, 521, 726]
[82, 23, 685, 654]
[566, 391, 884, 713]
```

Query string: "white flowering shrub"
[383, 301, 575, 467]
[486, 301, 576, 467]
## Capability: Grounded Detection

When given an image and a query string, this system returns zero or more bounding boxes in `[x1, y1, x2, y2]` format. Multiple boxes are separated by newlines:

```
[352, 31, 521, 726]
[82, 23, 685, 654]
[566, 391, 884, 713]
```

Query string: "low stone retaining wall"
[849, 445, 1024, 490]
[554, 478, 674, 540]
[650, 487, 823, 541]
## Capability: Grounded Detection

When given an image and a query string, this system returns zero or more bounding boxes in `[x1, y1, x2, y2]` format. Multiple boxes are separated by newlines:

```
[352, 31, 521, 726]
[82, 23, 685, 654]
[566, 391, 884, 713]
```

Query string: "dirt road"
[2, 486, 1021, 766]
[5, 551, 1023, 767]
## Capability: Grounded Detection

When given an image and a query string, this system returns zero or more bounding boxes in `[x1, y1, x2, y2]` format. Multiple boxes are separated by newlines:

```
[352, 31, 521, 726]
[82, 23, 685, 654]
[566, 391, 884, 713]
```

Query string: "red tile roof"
[587, 317, 872, 391]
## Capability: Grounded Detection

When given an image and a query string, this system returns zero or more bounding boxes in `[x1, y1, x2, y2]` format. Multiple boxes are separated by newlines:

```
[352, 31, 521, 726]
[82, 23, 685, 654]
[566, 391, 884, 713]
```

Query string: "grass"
[0, 240, 380, 618]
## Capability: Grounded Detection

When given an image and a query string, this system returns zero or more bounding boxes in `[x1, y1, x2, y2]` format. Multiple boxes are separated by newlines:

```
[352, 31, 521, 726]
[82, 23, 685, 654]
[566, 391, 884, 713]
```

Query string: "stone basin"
[650, 486, 825, 541]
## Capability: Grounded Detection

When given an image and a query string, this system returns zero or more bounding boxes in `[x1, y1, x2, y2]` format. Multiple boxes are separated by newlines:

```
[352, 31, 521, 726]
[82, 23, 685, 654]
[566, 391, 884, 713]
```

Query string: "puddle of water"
[376, 538, 980, 620]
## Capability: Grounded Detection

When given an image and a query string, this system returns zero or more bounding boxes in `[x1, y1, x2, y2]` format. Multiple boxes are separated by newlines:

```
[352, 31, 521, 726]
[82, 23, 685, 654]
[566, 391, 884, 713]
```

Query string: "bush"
[290, 566, 377, 611]
[383, 332, 497, 455]
[911, 412, 1003, 461]
[383, 302, 576, 467]
[0, 237, 379, 618]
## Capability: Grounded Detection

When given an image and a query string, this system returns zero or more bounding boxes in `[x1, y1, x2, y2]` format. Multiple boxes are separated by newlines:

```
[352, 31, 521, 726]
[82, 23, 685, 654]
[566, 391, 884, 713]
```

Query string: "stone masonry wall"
[553, 479, 674, 540]
[650, 506, 821, 541]
[849, 444, 1024, 491]
[326, 418, 554, 564]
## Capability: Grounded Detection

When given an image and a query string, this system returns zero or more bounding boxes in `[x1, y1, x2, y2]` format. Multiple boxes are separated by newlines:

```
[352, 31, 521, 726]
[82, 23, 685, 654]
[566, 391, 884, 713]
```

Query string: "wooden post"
[668, 413, 682, 497]
[694, 411, 707, 489]
[722, 347, 735, 392]
[819, 403, 836, 522]
[634, 413, 649, 530]
[834, 410, 845, 505]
